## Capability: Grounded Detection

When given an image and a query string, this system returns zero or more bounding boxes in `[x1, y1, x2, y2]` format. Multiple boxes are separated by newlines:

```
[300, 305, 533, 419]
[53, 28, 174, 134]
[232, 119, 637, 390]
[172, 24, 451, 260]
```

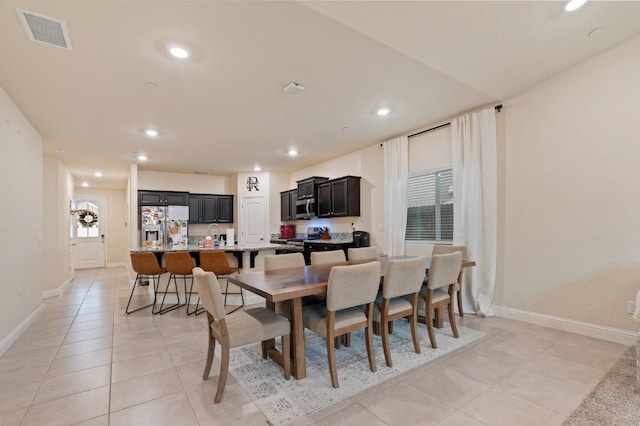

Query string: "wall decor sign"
[246, 176, 260, 191]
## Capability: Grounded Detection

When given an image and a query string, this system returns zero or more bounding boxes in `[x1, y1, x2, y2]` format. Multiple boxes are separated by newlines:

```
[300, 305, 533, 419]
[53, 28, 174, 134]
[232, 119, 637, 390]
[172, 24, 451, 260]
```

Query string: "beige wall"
[496, 34, 640, 332]
[42, 155, 74, 295]
[75, 187, 128, 266]
[0, 85, 44, 344]
[138, 170, 229, 193]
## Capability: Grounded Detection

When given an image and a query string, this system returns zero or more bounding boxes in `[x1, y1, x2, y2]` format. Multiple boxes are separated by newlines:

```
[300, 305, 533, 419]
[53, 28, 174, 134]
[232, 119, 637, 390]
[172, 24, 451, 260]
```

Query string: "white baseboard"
[42, 278, 72, 299]
[108, 262, 126, 268]
[0, 304, 44, 357]
[492, 305, 637, 346]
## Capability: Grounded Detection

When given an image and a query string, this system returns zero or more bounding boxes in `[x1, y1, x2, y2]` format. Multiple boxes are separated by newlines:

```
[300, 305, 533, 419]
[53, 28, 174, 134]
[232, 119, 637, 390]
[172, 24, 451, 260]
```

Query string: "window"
[405, 168, 453, 242]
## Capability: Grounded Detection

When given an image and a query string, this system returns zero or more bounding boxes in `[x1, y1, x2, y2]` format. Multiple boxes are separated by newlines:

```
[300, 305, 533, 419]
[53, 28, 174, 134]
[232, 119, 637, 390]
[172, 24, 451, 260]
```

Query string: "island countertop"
[131, 243, 290, 269]
[131, 243, 289, 253]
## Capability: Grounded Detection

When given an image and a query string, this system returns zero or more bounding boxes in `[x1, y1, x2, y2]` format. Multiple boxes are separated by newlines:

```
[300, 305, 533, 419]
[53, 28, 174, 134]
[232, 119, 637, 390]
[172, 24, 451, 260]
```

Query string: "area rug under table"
[229, 321, 484, 425]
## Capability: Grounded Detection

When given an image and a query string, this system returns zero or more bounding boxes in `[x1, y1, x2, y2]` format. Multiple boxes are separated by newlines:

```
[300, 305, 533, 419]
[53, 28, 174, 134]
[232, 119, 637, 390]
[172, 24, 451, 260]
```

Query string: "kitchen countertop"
[269, 238, 353, 245]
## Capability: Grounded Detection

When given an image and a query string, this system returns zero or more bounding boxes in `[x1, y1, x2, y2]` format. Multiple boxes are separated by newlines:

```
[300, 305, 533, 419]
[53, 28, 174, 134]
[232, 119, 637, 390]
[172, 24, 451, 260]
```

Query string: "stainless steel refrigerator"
[140, 205, 189, 248]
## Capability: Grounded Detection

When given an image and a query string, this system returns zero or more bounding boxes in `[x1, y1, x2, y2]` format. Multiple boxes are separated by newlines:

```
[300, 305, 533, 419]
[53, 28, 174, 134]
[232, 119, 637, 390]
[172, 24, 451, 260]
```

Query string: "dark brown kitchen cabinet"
[317, 176, 361, 218]
[138, 190, 189, 206]
[280, 189, 297, 221]
[188, 194, 234, 223]
[296, 176, 328, 199]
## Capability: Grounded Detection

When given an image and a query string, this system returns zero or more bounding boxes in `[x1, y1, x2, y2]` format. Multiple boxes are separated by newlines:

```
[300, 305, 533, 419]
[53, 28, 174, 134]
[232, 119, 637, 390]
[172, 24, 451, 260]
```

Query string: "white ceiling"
[1, 1, 639, 189]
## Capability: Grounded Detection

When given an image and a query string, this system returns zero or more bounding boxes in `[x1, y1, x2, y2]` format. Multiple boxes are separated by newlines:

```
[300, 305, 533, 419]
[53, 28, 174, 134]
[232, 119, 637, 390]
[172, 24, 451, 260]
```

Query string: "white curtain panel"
[451, 108, 497, 316]
[383, 136, 408, 256]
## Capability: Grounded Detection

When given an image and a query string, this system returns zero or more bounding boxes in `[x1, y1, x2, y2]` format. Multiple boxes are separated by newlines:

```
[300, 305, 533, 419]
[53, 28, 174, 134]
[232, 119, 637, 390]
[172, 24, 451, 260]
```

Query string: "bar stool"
[199, 251, 243, 314]
[160, 251, 196, 315]
[127, 252, 166, 314]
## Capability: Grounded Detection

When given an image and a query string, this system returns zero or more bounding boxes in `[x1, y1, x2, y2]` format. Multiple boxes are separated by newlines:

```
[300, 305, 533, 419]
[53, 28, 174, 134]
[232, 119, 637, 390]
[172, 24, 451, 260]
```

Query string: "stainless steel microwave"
[296, 198, 317, 219]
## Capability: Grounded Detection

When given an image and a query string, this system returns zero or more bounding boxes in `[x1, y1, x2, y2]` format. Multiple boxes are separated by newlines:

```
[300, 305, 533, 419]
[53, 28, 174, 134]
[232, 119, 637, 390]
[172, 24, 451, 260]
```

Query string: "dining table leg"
[289, 297, 306, 380]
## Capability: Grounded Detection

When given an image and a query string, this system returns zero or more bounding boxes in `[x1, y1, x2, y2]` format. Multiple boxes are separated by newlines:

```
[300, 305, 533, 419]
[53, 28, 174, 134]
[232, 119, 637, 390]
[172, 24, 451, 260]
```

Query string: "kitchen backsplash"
[270, 232, 352, 241]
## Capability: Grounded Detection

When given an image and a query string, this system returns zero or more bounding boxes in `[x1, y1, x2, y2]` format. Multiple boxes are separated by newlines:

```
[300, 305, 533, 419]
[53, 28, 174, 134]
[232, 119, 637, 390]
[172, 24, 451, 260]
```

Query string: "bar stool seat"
[199, 251, 243, 314]
[127, 252, 166, 314]
[160, 251, 196, 315]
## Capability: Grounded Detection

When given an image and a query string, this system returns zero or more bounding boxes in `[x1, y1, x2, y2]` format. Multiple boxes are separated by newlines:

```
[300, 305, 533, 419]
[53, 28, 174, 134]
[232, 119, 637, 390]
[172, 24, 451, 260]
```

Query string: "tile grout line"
[18, 271, 99, 426]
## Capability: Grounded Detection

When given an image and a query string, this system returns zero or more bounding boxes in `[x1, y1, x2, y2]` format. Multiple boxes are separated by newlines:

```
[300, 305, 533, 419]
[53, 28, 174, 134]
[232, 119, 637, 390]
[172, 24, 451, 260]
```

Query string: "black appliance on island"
[352, 230, 370, 247]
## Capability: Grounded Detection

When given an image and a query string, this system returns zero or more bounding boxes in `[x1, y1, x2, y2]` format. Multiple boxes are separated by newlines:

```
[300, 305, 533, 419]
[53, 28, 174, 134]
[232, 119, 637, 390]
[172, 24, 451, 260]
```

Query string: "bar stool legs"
[126, 273, 160, 314]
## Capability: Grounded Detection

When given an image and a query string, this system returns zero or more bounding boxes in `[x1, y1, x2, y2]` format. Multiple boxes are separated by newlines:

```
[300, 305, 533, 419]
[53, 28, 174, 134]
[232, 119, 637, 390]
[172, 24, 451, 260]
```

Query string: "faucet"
[207, 223, 221, 241]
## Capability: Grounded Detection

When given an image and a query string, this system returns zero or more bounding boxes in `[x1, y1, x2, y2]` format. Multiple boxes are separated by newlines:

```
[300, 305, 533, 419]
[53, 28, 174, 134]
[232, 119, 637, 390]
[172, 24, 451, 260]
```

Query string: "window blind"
[405, 169, 453, 241]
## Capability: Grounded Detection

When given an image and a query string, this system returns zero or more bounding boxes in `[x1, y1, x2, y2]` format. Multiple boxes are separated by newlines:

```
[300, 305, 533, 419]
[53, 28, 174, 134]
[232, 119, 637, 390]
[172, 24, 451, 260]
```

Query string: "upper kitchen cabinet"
[188, 194, 234, 223]
[280, 189, 297, 221]
[296, 176, 328, 199]
[317, 176, 361, 218]
[138, 190, 189, 206]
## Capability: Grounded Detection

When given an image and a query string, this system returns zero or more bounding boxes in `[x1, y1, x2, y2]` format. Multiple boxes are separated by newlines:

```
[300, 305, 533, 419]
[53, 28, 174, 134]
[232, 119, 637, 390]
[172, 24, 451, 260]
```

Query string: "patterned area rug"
[229, 321, 484, 425]
[563, 346, 640, 426]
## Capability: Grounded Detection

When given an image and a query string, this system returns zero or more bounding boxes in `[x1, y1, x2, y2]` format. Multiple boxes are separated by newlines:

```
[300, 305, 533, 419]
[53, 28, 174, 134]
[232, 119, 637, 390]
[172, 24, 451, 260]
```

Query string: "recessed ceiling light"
[94, 171, 102, 177]
[253, 165, 262, 171]
[137, 154, 148, 161]
[377, 108, 390, 116]
[145, 82, 157, 88]
[287, 149, 298, 157]
[565, 0, 587, 12]
[144, 129, 158, 137]
[168, 45, 190, 59]
[81, 182, 89, 187]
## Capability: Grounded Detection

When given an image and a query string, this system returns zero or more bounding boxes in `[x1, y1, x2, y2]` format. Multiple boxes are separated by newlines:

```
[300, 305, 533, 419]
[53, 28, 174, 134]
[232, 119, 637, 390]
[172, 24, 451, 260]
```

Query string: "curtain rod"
[406, 103, 503, 139]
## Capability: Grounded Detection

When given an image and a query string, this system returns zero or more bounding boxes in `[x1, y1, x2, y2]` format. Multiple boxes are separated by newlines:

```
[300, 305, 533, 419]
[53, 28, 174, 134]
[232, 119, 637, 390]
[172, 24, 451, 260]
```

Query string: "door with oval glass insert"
[72, 196, 106, 269]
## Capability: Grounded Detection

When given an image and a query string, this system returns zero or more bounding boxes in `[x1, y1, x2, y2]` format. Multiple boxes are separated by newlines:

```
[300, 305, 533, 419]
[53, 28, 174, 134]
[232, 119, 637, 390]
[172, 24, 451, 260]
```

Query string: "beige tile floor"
[0, 266, 628, 426]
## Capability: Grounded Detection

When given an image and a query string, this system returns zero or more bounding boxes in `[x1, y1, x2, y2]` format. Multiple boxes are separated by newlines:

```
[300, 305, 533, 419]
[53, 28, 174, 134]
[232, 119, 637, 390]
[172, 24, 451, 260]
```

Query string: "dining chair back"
[303, 261, 381, 387]
[193, 267, 291, 403]
[347, 246, 378, 262]
[310, 250, 346, 265]
[419, 251, 462, 348]
[264, 253, 305, 271]
[431, 245, 466, 316]
[199, 251, 243, 313]
[374, 256, 426, 366]
[127, 252, 166, 314]
[264, 252, 308, 317]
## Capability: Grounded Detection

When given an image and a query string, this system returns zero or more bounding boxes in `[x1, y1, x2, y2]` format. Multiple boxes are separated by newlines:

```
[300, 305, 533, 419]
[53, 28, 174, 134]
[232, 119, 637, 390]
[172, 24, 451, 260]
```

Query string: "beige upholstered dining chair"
[199, 251, 242, 313]
[374, 256, 426, 367]
[193, 267, 291, 403]
[310, 250, 346, 265]
[418, 252, 462, 349]
[264, 253, 317, 316]
[431, 245, 466, 316]
[302, 261, 381, 388]
[263, 253, 305, 271]
[127, 252, 166, 314]
[347, 246, 378, 262]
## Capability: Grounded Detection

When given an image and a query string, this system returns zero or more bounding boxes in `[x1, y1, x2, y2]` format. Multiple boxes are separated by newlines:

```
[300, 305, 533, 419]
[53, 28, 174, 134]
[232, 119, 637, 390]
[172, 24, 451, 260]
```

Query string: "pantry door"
[72, 196, 106, 269]
[241, 196, 266, 245]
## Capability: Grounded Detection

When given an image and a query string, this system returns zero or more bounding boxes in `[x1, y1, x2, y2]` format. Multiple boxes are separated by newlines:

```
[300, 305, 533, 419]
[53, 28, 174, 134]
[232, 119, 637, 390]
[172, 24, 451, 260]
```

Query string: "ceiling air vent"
[17, 8, 73, 51]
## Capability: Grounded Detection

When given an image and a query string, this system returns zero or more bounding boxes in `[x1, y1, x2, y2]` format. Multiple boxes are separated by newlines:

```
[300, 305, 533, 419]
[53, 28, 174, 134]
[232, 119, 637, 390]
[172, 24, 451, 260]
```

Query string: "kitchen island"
[131, 243, 291, 269]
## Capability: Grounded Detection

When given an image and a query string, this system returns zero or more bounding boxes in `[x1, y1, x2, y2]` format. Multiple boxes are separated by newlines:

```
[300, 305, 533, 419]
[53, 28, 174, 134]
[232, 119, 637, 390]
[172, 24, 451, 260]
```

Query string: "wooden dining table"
[227, 255, 476, 379]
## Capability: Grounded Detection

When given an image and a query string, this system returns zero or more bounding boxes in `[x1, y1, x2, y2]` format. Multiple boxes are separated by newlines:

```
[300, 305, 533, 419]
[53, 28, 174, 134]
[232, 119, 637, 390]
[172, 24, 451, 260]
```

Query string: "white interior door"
[241, 196, 266, 245]
[73, 196, 106, 269]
